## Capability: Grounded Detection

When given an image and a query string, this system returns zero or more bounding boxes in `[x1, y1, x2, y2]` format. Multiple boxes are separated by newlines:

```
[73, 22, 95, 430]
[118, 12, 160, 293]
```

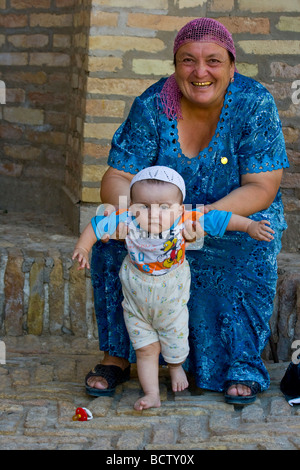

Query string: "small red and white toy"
[72, 407, 93, 421]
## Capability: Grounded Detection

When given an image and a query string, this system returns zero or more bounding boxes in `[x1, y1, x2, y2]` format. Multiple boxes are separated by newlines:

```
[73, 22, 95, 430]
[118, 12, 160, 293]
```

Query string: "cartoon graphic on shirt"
[157, 236, 183, 269]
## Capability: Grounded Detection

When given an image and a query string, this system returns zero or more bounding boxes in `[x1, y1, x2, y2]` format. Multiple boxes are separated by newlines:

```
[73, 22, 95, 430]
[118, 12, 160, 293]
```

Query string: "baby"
[72, 166, 274, 410]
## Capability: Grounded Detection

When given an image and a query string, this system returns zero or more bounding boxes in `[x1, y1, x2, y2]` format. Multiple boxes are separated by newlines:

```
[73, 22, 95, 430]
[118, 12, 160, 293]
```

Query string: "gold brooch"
[221, 157, 228, 164]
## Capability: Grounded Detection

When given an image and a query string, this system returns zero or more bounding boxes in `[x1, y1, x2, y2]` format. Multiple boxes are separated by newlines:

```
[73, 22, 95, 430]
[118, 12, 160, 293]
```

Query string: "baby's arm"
[72, 222, 97, 270]
[227, 214, 275, 241]
[186, 210, 274, 242]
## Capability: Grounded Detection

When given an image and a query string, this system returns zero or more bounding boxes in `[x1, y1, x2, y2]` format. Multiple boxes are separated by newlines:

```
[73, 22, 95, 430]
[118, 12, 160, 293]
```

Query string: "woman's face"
[174, 42, 235, 110]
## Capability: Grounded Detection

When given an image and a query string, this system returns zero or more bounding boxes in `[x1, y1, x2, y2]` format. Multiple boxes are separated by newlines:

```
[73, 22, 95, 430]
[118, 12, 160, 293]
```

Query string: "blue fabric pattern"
[91, 73, 289, 392]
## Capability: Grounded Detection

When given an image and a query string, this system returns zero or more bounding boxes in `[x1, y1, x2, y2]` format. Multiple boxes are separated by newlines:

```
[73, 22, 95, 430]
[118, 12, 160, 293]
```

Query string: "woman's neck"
[180, 95, 224, 122]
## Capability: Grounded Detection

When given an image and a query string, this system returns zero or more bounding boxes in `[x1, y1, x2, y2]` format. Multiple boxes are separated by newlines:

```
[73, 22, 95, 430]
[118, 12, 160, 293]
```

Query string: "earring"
[230, 77, 235, 83]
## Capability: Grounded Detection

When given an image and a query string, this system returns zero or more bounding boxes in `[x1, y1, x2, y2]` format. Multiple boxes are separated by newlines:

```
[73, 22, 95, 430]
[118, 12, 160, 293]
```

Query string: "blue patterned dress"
[91, 73, 289, 392]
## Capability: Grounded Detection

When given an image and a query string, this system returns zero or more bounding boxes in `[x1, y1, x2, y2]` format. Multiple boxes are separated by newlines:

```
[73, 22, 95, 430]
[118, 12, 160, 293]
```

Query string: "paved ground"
[0, 335, 299, 451]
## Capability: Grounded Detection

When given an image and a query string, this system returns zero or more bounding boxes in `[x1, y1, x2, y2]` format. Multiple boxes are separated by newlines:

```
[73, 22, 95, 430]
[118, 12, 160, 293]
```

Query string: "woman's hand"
[182, 219, 205, 243]
[96, 203, 128, 242]
[203, 204, 217, 214]
[99, 167, 133, 242]
[97, 203, 116, 243]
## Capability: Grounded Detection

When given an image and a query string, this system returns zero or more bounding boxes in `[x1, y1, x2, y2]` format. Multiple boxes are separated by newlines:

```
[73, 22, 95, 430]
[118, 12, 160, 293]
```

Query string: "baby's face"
[130, 182, 184, 234]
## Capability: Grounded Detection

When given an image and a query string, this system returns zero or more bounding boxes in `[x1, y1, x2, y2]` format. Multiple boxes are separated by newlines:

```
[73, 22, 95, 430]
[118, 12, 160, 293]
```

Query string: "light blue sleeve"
[199, 210, 232, 237]
[91, 211, 129, 240]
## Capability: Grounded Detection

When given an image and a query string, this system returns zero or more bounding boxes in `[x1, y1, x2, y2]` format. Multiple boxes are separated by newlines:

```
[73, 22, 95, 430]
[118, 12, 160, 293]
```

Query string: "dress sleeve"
[108, 96, 160, 175]
[237, 92, 289, 175]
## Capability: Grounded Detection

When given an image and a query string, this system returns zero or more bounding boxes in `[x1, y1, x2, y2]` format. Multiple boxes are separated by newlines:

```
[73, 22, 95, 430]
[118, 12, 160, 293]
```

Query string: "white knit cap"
[130, 166, 186, 201]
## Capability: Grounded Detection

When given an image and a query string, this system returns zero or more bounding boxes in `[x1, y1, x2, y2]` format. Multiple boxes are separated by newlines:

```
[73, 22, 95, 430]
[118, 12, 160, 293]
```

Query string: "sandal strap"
[85, 364, 130, 390]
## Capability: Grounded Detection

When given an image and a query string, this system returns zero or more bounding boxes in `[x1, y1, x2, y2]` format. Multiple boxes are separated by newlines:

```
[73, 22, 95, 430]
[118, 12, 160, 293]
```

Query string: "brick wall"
[0, 0, 91, 232]
[0, 0, 299, 250]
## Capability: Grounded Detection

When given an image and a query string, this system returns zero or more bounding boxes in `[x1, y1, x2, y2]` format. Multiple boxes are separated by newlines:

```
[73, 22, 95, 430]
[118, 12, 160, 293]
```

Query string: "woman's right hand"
[97, 203, 128, 242]
[99, 167, 134, 242]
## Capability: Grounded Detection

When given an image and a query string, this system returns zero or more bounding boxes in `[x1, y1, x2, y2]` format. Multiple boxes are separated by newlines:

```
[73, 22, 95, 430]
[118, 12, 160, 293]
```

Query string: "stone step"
[0, 344, 299, 451]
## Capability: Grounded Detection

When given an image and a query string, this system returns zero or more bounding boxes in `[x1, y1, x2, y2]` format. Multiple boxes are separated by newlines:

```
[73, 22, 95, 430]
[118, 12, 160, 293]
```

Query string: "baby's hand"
[72, 247, 90, 270]
[247, 220, 275, 242]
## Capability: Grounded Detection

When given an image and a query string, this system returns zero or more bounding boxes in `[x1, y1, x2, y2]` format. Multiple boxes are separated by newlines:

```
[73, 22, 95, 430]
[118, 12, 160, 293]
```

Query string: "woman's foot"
[86, 354, 130, 390]
[134, 393, 161, 411]
[226, 383, 251, 397]
[168, 365, 189, 392]
[224, 381, 261, 405]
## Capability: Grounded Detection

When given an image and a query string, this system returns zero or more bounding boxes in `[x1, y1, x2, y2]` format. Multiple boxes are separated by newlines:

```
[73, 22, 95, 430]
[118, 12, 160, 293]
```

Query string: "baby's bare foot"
[169, 365, 189, 392]
[134, 393, 161, 411]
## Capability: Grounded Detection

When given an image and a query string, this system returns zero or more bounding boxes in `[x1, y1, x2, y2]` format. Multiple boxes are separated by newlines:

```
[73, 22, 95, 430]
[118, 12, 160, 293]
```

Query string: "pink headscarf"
[159, 18, 236, 120]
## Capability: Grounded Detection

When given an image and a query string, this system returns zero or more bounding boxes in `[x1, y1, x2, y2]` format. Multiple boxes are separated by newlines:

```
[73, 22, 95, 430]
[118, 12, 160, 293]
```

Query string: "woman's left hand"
[182, 219, 205, 243]
[203, 204, 217, 213]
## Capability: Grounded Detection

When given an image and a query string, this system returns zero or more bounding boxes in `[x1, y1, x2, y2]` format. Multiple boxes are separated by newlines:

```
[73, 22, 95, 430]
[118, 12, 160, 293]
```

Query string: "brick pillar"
[0, 0, 91, 234]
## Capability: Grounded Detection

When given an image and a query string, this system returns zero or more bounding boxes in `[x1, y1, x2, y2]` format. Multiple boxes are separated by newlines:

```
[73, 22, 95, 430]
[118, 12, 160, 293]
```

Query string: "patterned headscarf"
[159, 18, 236, 120]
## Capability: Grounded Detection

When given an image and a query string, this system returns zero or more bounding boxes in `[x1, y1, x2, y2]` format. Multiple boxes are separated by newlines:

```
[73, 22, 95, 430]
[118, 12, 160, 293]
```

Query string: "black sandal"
[224, 380, 261, 405]
[85, 364, 131, 397]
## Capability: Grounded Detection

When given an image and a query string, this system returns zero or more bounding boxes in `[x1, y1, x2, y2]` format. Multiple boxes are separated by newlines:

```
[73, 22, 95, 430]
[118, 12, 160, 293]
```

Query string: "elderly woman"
[86, 18, 289, 404]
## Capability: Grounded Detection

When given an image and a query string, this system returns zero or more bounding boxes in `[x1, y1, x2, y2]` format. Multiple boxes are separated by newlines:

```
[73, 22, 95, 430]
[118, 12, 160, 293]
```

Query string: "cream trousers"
[119, 256, 191, 364]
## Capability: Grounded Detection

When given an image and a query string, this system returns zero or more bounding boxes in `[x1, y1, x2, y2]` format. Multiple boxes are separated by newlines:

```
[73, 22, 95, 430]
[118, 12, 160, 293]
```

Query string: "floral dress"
[91, 73, 289, 392]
